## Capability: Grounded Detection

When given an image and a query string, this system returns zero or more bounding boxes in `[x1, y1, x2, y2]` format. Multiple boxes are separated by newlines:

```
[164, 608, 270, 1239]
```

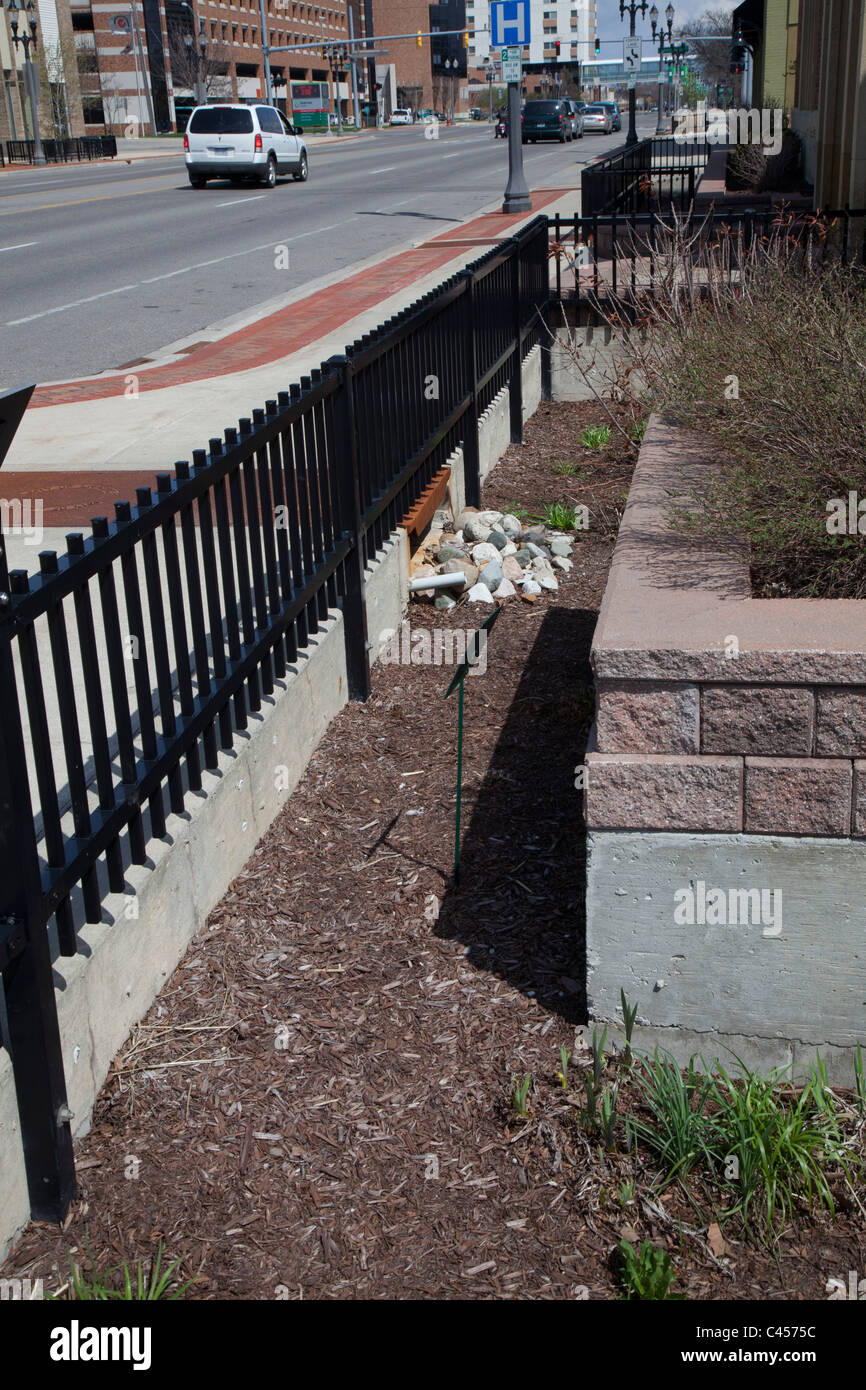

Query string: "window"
[257, 105, 282, 132]
[189, 106, 254, 132]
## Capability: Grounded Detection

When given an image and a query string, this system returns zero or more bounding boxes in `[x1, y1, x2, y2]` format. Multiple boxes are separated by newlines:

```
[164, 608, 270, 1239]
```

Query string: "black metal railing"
[4, 135, 116, 165]
[549, 206, 866, 308]
[581, 133, 715, 218]
[0, 216, 550, 1225]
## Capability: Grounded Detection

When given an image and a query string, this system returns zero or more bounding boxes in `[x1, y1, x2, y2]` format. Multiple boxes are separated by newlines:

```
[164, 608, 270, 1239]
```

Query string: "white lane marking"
[369, 166, 398, 174]
[214, 194, 267, 207]
[8, 284, 139, 324]
[441, 153, 465, 159]
[0, 241, 39, 252]
[6, 220, 358, 321]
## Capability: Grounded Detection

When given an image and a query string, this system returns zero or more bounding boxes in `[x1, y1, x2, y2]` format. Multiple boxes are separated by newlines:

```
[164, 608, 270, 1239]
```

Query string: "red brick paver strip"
[32, 190, 566, 409]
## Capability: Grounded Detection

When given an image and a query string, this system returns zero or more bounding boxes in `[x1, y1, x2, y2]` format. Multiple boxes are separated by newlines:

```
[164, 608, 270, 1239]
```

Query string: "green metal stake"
[444, 603, 502, 887]
[453, 674, 465, 882]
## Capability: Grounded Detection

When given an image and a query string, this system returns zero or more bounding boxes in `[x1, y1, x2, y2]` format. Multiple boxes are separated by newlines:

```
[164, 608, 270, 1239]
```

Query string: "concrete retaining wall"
[585, 414, 866, 1076]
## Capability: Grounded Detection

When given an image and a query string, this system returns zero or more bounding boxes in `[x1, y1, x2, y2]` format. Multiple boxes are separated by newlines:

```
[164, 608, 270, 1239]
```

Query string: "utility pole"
[130, 0, 157, 134]
[348, 7, 361, 128]
[256, 0, 273, 103]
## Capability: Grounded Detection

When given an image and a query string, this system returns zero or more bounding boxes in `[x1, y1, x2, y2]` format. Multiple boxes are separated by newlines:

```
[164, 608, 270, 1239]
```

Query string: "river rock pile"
[411, 507, 577, 610]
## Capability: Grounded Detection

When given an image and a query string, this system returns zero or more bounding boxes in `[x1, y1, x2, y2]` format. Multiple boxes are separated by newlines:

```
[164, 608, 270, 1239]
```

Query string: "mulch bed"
[4, 400, 864, 1301]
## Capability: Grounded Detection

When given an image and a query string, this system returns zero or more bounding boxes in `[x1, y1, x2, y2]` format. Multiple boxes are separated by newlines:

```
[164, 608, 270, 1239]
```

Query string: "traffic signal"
[463, 30, 469, 48]
[321, 44, 327, 61]
[729, 42, 747, 74]
[416, 30, 422, 49]
[555, 40, 560, 57]
[594, 36, 600, 55]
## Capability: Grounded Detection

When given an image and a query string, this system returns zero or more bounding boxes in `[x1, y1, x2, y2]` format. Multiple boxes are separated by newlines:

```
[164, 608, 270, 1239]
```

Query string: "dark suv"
[521, 99, 575, 143]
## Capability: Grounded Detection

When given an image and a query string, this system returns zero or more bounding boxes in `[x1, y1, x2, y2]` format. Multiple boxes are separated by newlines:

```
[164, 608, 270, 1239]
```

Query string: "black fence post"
[508, 238, 524, 445]
[461, 270, 481, 509]
[328, 355, 370, 701]
[0, 560, 76, 1223]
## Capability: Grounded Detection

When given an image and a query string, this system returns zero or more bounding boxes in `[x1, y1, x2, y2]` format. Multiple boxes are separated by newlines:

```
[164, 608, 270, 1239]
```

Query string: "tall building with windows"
[466, 0, 596, 68]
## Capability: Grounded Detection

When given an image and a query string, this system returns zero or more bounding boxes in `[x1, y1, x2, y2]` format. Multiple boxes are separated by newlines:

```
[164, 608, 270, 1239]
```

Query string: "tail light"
[183, 133, 189, 150]
[254, 133, 263, 151]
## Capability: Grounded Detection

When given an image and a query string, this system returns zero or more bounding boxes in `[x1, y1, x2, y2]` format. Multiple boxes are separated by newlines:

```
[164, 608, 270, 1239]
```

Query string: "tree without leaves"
[167, 25, 233, 98]
[676, 7, 740, 99]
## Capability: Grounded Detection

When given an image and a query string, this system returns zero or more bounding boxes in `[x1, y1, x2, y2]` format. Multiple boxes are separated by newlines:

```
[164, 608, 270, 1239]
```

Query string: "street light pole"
[649, 4, 674, 136]
[6, 0, 44, 164]
[619, 0, 648, 147]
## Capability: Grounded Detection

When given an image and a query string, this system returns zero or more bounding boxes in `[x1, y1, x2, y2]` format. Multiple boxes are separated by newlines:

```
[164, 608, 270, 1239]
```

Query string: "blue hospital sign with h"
[490, 1, 531, 48]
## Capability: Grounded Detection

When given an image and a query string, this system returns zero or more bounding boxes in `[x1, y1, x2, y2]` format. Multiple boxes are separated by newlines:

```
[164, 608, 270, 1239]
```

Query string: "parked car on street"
[599, 101, 622, 132]
[390, 108, 414, 125]
[582, 104, 614, 134]
[520, 98, 577, 143]
[184, 104, 308, 187]
[562, 98, 584, 138]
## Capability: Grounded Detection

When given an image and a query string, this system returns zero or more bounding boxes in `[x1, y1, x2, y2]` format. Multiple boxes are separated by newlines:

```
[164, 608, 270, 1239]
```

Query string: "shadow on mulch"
[435, 604, 596, 1024]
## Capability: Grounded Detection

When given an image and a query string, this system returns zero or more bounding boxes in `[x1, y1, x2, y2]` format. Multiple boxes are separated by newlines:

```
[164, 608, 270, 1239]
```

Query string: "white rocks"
[530, 556, 555, 578]
[537, 574, 559, 591]
[501, 514, 523, 536]
[550, 536, 573, 557]
[522, 577, 542, 596]
[552, 555, 573, 572]
[467, 582, 495, 604]
[471, 542, 501, 565]
[501, 542, 518, 558]
[463, 517, 492, 543]
[494, 577, 517, 599]
[475, 509, 505, 527]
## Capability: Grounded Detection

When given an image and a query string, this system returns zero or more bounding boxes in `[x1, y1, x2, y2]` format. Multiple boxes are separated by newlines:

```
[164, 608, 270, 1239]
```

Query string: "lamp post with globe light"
[5, 0, 44, 164]
[619, 0, 648, 146]
[649, 4, 674, 135]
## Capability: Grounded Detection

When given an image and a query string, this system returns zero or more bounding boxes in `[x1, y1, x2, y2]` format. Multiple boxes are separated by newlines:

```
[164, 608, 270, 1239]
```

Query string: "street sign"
[500, 46, 522, 83]
[628, 75, 637, 90]
[491, 0, 531, 49]
[623, 37, 642, 71]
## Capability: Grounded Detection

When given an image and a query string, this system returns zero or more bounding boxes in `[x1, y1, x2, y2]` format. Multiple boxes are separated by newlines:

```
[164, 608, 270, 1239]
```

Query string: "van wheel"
[293, 153, 308, 182]
[260, 155, 277, 188]
[188, 173, 207, 188]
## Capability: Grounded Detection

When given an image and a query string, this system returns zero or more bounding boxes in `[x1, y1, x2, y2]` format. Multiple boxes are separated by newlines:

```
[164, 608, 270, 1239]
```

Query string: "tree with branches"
[167, 24, 232, 102]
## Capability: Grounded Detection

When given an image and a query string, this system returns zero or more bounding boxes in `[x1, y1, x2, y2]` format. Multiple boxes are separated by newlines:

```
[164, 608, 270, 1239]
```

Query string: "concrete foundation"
[587, 829, 866, 1081]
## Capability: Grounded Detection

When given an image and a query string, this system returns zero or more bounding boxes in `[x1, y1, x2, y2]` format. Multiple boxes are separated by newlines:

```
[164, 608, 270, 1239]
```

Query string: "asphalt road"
[0, 121, 654, 386]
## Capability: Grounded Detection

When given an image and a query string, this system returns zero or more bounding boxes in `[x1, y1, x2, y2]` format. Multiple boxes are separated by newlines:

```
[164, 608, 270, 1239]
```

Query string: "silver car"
[184, 103, 309, 188]
[582, 104, 613, 134]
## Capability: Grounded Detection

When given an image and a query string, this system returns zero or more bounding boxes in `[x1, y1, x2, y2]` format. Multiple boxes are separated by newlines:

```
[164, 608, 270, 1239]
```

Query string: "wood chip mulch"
[5, 400, 864, 1302]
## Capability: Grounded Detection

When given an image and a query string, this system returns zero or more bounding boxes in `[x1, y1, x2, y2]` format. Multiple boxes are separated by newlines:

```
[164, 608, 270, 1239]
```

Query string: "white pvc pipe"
[408, 572, 468, 592]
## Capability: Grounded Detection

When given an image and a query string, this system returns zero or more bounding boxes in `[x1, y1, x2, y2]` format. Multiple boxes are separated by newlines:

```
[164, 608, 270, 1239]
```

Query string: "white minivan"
[184, 103, 309, 188]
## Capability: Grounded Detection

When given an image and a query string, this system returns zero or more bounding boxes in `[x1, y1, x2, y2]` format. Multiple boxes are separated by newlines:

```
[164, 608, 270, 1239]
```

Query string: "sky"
[595, 0, 732, 42]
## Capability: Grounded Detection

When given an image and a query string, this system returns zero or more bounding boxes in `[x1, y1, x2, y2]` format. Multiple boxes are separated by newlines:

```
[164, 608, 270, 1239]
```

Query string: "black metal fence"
[0, 216, 549, 1224]
[581, 133, 714, 218]
[3, 135, 117, 165]
[550, 206, 866, 309]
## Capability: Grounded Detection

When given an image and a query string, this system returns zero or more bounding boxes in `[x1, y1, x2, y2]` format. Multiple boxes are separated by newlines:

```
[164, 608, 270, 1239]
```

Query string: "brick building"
[65, 1, 355, 134]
